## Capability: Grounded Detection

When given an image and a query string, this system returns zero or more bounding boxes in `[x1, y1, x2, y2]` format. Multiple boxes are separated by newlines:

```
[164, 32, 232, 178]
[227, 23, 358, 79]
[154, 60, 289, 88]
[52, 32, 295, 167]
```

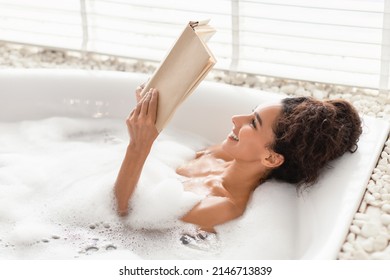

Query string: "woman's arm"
[114, 88, 159, 216]
[181, 197, 243, 231]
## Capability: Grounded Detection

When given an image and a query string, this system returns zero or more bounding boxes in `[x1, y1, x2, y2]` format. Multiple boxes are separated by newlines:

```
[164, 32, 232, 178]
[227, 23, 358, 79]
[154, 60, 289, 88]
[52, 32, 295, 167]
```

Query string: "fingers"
[135, 86, 143, 101]
[131, 88, 157, 119]
[135, 80, 148, 102]
[140, 88, 153, 115]
[129, 90, 147, 118]
[136, 83, 146, 94]
[136, 79, 149, 94]
[126, 88, 159, 141]
[149, 89, 158, 122]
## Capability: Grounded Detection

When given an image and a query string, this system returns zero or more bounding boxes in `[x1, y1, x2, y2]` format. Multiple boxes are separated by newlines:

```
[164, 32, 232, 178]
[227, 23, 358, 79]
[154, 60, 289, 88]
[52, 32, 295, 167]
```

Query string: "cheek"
[225, 133, 268, 162]
[241, 140, 267, 160]
[239, 131, 274, 159]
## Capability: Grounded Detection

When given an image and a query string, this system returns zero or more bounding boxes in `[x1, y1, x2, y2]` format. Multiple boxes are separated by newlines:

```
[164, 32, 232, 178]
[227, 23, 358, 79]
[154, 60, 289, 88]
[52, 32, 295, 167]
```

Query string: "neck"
[222, 160, 267, 198]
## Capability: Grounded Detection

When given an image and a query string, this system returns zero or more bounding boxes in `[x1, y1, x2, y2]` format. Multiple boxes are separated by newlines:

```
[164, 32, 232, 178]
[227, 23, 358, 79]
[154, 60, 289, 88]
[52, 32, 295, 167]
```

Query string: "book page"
[141, 22, 216, 132]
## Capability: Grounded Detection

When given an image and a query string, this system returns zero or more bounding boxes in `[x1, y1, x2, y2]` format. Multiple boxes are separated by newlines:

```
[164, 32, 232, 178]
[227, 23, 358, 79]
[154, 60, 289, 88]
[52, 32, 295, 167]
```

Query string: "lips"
[228, 131, 239, 141]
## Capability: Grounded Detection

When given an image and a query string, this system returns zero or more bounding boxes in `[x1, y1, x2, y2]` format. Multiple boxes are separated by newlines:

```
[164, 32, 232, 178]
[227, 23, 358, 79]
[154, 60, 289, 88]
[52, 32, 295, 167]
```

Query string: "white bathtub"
[1, 69, 389, 259]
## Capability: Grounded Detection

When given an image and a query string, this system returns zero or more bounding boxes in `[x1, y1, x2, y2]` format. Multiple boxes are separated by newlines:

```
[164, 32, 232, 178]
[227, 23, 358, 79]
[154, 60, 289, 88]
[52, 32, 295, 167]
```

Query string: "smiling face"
[222, 102, 283, 166]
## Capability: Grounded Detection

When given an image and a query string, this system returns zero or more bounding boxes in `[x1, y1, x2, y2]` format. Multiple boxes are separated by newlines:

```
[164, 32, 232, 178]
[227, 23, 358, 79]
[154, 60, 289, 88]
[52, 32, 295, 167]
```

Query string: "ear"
[262, 152, 284, 169]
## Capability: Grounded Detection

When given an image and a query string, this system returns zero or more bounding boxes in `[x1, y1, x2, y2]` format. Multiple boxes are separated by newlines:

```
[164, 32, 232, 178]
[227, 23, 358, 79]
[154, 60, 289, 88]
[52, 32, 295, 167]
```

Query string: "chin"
[221, 139, 235, 157]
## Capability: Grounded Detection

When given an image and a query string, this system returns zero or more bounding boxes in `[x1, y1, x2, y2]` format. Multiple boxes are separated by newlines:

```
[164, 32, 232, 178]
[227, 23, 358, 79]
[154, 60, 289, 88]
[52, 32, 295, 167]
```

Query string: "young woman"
[114, 86, 362, 233]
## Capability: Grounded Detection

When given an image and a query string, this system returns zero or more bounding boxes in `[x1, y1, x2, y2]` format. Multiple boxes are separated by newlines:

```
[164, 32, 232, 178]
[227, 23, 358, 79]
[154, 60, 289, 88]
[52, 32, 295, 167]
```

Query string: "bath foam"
[216, 181, 298, 259]
[0, 117, 218, 258]
[0, 117, 297, 259]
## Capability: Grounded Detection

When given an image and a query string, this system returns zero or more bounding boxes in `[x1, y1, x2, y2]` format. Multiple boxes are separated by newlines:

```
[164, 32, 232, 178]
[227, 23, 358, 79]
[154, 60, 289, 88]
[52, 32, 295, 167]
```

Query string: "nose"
[231, 114, 249, 127]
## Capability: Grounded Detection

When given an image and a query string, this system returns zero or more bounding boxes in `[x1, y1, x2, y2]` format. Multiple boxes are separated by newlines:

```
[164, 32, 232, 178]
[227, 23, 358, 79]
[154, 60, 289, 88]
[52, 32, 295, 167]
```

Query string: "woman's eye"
[250, 119, 256, 128]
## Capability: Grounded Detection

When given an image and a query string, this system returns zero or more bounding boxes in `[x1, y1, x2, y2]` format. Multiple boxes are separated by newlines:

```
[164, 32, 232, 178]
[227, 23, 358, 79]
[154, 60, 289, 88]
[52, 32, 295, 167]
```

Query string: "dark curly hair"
[267, 96, 362, 190]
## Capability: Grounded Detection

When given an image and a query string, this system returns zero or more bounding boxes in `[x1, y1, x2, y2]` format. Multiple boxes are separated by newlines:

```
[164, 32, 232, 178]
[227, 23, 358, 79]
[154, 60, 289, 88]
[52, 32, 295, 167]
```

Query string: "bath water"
[0, 117, 297, 259]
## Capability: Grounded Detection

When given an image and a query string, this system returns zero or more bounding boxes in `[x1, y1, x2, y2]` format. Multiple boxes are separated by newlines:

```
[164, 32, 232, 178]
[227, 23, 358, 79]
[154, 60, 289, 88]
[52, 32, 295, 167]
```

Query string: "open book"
[140, 20, 216, 132]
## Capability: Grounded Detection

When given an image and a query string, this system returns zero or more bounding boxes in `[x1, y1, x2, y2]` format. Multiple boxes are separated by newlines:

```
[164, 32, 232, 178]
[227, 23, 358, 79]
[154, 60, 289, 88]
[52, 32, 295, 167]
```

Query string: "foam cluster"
[0, 118, 204, 259]
[0, 117, 297, 259]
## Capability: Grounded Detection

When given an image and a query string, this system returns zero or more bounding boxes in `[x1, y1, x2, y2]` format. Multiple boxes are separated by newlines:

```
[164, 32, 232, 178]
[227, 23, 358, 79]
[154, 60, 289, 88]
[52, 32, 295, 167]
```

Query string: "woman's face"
[222, 102, 282, 163]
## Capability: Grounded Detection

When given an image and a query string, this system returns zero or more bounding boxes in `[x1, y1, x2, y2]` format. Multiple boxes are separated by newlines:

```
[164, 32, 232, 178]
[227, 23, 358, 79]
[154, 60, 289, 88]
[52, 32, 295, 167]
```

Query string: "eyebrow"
[254, 111, 263, 126]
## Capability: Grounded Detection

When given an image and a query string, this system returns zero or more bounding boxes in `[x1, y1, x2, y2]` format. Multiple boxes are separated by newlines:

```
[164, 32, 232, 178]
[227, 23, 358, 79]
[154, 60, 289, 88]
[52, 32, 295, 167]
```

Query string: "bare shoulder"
[213, 196, 245, 217]
[181, 196, 245, 230]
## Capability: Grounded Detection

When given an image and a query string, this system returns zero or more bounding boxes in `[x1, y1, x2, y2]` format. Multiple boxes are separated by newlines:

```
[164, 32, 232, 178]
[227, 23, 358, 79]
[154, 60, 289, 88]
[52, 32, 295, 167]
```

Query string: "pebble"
[380, 188, 388, 194]
[338, 252, 352, 260]
[342, 242, 354, 252]
[381, 214, 390, 225]
[361, 223, 380, 238]
[374, 235, 389, 251]
[231, 74, 246, 85]
[378, 165, 387, 172]
[347, 232, 356, 242]
[368, 185, 380, 194]
[352, 219, 366, 227]
[365, 193, 375, 203]
[373, 168, 383, 175]
[379, 158, 388, 166]
[382, 204, 390, 214]
[373, 193, 381, 200]
[372, 173, 381, 182]
[304, 82, 317, 92]
[358, 200, 367, 213]
[245, 75, 258, 87]
[383, 175, 390, 182]
[352, 250, 370, 259]
[280, 84, 298, 94]
[350, 225, 360, 234]
[313, 89, 326, 99]
[361, 238, 374, 253]
[382, 194, 390, 201]
[295, 87, 311, 97]
[367, 180, 376, 188]
[354, 213, 369, 220]
[269, 86, 280, 93]
[367, 200, 381, 207]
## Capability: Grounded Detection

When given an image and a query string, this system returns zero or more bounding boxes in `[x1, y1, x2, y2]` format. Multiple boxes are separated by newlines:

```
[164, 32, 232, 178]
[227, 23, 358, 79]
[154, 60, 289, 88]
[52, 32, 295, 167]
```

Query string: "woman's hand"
[126, 88, 159, 152]
[135, 84, 144, 103]
[114, 87, 159, 216]
[135, 80, 148, 102]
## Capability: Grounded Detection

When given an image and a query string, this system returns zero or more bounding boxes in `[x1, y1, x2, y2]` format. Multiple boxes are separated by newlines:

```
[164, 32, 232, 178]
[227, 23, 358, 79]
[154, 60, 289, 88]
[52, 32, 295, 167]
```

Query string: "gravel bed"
[1, 42, 389, 259]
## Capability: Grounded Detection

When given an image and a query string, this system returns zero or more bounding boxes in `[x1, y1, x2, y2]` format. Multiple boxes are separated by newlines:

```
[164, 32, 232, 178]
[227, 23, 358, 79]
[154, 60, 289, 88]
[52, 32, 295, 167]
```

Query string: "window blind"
[0, 0, 388, 91]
